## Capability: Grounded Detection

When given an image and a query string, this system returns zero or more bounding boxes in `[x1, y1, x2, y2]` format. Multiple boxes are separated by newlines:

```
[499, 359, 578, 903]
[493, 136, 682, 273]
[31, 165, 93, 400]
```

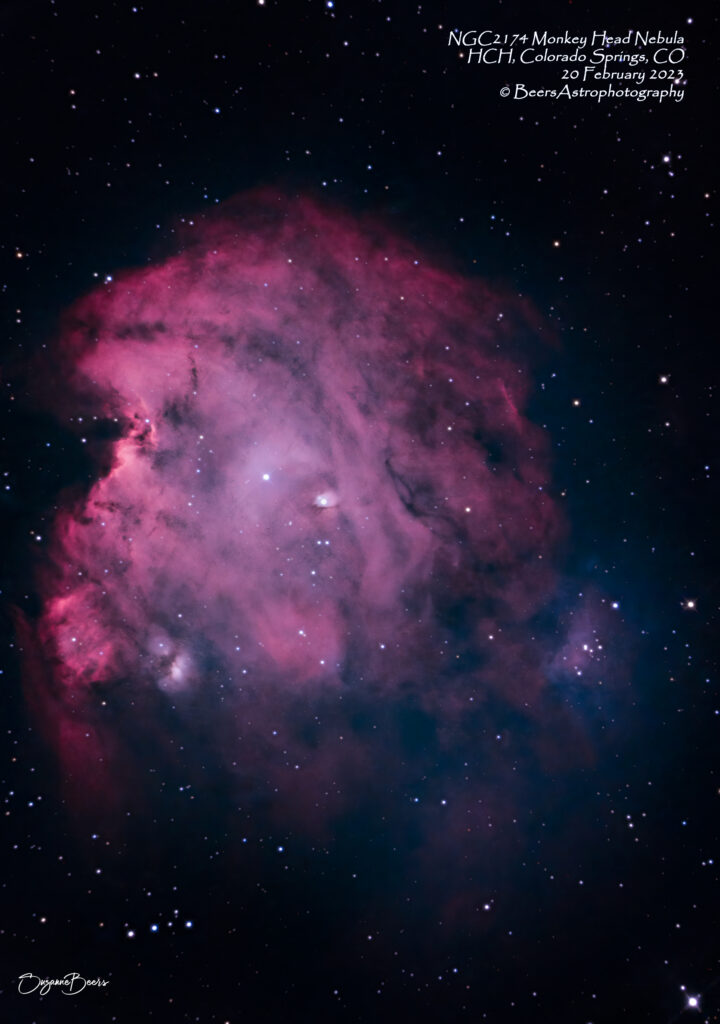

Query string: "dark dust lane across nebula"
[22, 191, 622, 875]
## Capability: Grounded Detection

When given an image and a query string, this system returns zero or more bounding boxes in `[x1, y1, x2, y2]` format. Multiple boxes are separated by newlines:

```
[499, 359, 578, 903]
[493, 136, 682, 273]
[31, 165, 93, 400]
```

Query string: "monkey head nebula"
[25, 192, 616, 843]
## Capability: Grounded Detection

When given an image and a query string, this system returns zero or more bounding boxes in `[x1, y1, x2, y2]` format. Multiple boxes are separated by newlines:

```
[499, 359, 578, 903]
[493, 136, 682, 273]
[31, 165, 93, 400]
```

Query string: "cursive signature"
[18, 972, 110, 996]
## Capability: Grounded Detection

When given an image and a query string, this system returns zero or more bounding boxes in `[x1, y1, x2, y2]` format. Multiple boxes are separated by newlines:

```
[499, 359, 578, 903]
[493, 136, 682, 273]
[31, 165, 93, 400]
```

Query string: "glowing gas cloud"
[25, 191, 610, 834]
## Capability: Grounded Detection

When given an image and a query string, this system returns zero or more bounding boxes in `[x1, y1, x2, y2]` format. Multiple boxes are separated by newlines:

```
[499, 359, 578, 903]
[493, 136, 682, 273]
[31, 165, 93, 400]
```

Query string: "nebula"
[23, 191, 610, 843]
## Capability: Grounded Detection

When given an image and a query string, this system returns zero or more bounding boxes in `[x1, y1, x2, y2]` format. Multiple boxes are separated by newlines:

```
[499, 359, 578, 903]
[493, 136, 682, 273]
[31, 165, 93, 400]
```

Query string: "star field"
[0, 1, 717, 1023]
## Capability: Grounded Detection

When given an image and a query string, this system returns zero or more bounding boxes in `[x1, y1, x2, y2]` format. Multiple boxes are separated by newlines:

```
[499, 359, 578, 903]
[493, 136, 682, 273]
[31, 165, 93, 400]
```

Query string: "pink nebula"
[23, 191, 575, 829]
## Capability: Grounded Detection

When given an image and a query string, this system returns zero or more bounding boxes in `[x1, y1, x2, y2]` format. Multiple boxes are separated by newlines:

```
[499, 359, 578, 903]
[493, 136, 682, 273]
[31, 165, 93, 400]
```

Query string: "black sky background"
[0, 1, 718, 1022]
